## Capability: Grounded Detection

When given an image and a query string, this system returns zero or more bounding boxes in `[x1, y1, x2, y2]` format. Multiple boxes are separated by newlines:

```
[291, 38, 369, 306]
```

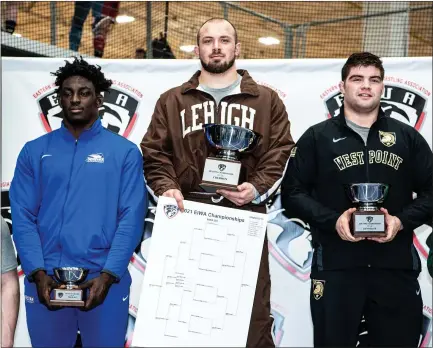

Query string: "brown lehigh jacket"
[141, 69, 294, 205]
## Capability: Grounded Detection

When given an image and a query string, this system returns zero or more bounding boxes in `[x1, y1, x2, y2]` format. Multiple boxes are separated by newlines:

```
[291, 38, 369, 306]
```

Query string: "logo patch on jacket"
[379, 131, 396, 147]
[85, 153, 104, 163]
[290, 146, 297, 158]
[312, 279, 325, 300]
[25, 295, 34, 304]
[163, 204, 179, 219]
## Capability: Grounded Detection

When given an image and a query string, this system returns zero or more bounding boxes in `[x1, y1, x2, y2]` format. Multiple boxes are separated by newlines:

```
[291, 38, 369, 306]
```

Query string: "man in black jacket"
[281, 52, 433, 347]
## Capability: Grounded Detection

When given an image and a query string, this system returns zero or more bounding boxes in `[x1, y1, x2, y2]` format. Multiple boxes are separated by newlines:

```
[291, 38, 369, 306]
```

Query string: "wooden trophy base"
[199, 181, 238, 193]
[351, 210, 386, 238]
[50, 299, 85, 307]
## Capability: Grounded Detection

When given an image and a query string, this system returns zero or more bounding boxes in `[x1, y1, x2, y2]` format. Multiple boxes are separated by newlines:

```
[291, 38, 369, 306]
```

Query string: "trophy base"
[199, 181, 239, 193]
[50, 288, 85, 307]
[201, 157, 241, 193]
[50, 299, 85, 307]
[351, 210, 386, 237]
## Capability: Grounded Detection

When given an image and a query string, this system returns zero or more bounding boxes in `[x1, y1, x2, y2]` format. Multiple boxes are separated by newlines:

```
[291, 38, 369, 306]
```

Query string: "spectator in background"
[135, 48, 146, 59]
[1, 217, 20, 348]
[69, 1, 103, 54]
[152, 32, 175, 59]
[2, 2, 19, 34]
[93, 1, 120, 57]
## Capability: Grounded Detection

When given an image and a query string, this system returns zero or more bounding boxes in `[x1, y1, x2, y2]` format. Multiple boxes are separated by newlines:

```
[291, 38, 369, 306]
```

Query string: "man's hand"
[162, 189, 184, 212]
[33, 270, 60, 310]
[367, 208, 402, 243]
[335, 208, 365, 242]
[217, 182, 256, 206]
[78, 273, 116, 311]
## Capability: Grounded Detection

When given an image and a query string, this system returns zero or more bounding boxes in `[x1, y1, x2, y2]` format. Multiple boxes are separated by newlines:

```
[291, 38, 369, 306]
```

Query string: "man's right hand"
[162, 189, 184, 212]
[33, 270, 60, 310]
[335, 208, 364, 242]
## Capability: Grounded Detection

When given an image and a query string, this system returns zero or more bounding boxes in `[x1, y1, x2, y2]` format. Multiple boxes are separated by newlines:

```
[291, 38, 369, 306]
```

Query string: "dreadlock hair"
[51, 56, 112, 95]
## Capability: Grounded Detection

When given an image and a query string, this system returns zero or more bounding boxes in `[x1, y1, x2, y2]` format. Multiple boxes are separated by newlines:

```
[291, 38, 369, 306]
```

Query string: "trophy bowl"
[347, 183, 389, 209]
[346, 183, 389, 237]
[53, 267, 89, 290]
[203, 124, 260, 161]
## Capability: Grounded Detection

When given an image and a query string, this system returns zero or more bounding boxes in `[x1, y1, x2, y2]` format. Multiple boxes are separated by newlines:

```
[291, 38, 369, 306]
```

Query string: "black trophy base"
[351, 210, 386, 238]
[199, 181, 238, 194]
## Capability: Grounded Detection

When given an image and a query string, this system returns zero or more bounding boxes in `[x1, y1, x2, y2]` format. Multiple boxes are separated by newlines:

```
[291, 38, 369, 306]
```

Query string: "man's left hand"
[367, 208, 402, 243]
[78, 273, 116, 311]
[217, 182, 257, 206]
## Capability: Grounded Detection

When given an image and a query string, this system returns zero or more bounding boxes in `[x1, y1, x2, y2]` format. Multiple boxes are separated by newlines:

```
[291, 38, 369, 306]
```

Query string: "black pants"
[310, 268, 423, 347]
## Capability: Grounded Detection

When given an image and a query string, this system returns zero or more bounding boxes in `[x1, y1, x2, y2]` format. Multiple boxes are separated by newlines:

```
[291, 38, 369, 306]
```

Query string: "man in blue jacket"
[10, 57, 147, 347]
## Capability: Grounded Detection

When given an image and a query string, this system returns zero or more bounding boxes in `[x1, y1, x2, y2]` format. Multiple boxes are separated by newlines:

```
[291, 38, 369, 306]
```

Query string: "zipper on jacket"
[196, 90, 219, 117]
[343, 123, 371, 182]
[57, 139, 78, 266]
[364, 145, 370, 182]
[196, 89, 249, 124]
[363, 121, 380, 183]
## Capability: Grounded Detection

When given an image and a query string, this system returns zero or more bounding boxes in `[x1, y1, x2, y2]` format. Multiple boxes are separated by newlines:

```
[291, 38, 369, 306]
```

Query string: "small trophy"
[347, 183, 389, 237]
[50, 267, 89, 307]
[200, 124, 260, 193]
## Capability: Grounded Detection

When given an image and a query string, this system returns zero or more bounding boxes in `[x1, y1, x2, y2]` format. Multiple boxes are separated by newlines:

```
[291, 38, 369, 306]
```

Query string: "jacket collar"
[337, 105, 387, 127]
[180, 69, 260, 96]
[60, 117, 103, 141]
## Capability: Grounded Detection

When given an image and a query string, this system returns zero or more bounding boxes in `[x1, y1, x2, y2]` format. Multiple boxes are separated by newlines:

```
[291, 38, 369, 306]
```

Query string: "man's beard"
[201, 55, 236, 74]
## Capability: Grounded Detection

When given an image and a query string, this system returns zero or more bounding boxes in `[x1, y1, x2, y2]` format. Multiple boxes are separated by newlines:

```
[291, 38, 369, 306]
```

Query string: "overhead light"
[13, 33, 22, 37]
[180, 45, 195, 53]
[258, 37, 280, 46]
[116, 15, 135, 24]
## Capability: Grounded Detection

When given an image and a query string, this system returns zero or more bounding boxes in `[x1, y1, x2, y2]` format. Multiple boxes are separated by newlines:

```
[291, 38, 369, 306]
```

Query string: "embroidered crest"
[379, 131, 396, 147]
[312, 279, 325, 300]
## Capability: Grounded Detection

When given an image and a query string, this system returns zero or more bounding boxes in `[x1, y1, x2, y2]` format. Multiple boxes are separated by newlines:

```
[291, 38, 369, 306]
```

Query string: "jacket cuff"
[154, 184, 181, 197]
[325, 213, 340, 234]
[27, 268, 47, 282]
[394, 212, 410, 232]
[251, 184, 261, 204]
[101, 269, 120, 283]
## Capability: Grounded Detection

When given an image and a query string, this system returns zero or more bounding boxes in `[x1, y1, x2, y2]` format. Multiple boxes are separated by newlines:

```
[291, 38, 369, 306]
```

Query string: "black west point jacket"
[281, 107, 433, 275]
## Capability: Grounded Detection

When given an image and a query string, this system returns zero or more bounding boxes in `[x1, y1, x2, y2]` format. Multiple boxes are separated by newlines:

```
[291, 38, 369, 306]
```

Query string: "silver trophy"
[347, 183, 389, 237]
[51, 267, 89, 307]
[200, 124, 260, 193]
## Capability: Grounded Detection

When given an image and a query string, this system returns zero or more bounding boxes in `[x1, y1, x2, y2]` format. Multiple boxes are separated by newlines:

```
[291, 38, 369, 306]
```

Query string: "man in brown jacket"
[141, 18, 294, 347]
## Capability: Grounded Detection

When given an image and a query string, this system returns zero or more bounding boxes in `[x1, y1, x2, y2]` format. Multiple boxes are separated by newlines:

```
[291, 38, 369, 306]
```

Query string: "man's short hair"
[341, 52, 385, 81]
[196, 18, 238, 46]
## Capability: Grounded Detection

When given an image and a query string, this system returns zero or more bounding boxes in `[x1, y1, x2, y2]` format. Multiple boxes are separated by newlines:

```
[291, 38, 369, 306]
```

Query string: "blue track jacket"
[10, 118, 147, 281]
